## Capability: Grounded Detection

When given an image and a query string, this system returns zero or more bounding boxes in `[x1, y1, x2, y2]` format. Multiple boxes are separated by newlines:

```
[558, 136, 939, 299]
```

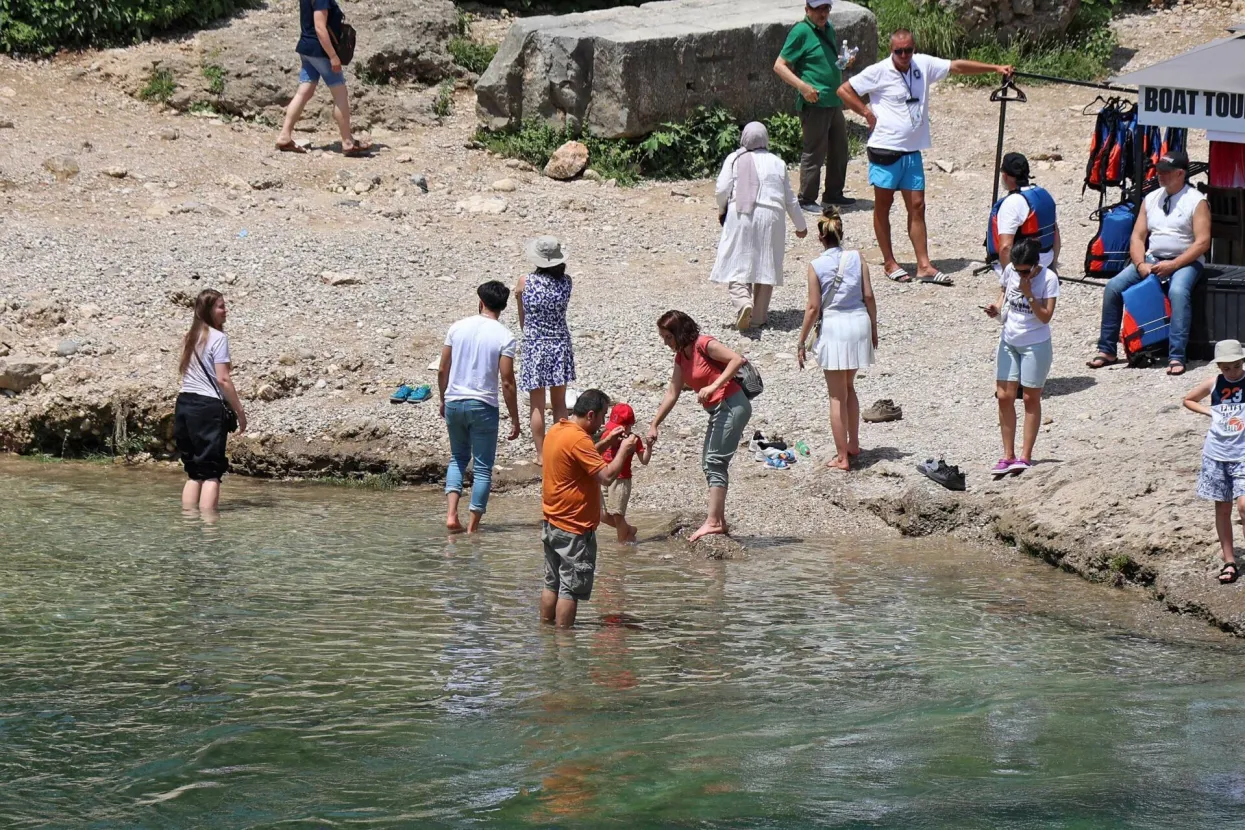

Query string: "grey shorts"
[1197, 455, 1245, 502]
[542, 521, 597, 601]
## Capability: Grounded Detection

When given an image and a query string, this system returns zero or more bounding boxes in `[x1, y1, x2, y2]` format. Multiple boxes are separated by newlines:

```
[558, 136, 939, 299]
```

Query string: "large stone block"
[476, 0, 876, 139]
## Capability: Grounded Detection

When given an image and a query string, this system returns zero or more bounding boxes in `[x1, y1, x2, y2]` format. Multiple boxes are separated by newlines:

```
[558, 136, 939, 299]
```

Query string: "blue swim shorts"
[299, 54, 346, 88]
[868, 150, 925, 192]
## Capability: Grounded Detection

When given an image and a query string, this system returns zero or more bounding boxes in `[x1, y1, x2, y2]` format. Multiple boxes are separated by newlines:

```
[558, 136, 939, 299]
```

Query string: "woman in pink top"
[647, 310, 752, 541]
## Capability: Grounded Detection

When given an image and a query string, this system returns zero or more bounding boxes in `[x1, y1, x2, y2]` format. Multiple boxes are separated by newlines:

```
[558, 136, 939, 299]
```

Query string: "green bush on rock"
[476, 105, 866, 186]
[0, 0, 254, 54]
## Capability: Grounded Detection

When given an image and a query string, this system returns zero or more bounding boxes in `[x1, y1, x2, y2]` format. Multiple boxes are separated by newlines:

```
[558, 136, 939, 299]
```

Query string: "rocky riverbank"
[3, 5, 1245, 633]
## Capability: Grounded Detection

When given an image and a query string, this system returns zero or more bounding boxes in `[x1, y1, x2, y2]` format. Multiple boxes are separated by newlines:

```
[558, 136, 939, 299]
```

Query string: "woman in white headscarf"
[710, 122, 808, 330]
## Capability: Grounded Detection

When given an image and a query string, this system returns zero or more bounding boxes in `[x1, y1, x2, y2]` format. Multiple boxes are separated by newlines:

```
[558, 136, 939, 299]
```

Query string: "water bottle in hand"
[836, 41, 858, 70]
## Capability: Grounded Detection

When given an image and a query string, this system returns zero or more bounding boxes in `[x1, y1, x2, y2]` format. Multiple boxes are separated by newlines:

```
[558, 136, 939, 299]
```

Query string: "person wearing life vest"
[1086, 150, 1211, 376]
[988, 152, 1060, 276]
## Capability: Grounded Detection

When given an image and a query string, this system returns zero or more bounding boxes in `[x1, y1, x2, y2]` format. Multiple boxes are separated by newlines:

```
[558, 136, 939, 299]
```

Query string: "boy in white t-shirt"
[984, 238, 1059, 476]
[438, 281, 521, 533]
[838, 29, 1011, 286]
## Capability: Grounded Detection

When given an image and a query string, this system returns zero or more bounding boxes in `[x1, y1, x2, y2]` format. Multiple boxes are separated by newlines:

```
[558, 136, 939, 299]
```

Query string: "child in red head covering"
[594, 402, 653, 543]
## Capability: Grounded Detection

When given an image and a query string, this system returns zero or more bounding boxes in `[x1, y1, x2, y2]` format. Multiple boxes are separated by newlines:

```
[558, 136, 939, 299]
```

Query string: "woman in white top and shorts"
[984, 238, 1058, 476]
[797, 209, 877, 470]
[174, 289, 247, 513]
[710, 122, 808, 330]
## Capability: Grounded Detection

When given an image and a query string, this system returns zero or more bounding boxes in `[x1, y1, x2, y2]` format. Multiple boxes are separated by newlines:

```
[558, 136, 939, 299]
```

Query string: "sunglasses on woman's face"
[1015, 266, 1034, 277]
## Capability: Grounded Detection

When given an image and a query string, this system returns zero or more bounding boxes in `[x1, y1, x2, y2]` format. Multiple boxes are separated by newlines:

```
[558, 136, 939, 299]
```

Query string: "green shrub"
[859, 0, 1119, 86]
[139, 68, 177, 102]
[448, 37, 498, 75]
[476, 104, 865, 186]
[202, 63, 225, 96]
[433, 79, 455, 119]
[0, 0, 255, 54]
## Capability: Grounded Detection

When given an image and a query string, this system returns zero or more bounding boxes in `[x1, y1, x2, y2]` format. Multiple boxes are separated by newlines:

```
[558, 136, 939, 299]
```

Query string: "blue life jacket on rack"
[986, 186, 1058, 262]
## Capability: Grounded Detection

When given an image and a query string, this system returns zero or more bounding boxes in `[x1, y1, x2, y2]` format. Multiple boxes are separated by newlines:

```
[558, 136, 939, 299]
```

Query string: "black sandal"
[1220, 562, 1239, 584]
[1086, 354, 1119, 369]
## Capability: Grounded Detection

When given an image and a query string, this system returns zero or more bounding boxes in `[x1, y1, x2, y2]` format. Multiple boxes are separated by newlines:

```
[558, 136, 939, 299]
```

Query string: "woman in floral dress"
[515, 236, 577, 462]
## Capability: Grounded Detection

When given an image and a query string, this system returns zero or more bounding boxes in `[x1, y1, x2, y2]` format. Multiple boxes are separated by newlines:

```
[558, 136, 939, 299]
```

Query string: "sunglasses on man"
[892, 47, 915, 55]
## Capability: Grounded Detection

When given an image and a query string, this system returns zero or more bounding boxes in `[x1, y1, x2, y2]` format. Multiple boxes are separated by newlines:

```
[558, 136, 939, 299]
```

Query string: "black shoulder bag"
[194, 348, 240, 433]
[330, 15, 357, 66]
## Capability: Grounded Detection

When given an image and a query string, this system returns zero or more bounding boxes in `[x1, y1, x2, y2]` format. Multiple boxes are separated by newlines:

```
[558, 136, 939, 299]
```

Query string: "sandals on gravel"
[276, 140, 308, 154]
[343, 142, 374, 158]
[916, 271, 953, 286]
[1220, 562, 1239, 584]
[1167, 361, 1187, 376]
[886, 268, 912, 283]
[1086, 354, 1119, 369]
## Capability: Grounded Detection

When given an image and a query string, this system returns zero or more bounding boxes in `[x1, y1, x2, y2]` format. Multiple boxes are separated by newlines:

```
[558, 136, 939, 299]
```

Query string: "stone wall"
[476, 0, 877, 139]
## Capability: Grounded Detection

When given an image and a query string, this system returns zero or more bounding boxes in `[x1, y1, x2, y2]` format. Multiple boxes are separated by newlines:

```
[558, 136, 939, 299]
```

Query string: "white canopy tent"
[1112, 28, 1245, 144]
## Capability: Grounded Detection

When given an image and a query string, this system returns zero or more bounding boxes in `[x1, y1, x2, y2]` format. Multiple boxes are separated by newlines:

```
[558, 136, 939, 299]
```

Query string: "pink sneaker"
[991, 458, 1015, 474]
[1007, 458, 1032, 473]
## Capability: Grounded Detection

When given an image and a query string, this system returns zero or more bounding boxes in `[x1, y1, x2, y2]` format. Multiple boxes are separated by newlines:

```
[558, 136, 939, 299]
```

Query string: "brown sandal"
[275, 140, 308, 154]
[342, 142, 373, 158]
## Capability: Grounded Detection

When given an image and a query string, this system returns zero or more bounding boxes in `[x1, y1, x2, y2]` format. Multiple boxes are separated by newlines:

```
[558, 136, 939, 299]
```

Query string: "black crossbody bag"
[194, 348, 239, 433]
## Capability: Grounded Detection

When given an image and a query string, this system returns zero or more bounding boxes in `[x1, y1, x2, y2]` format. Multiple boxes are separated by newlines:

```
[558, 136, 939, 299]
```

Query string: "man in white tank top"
[1087, 150, 1211, 376]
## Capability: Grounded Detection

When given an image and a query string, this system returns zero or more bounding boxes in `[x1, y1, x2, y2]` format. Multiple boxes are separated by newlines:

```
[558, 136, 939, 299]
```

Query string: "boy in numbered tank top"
[1184, 339, 1245, 584]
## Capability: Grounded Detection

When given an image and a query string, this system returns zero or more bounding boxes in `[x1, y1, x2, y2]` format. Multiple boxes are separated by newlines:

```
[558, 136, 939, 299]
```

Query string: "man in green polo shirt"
[774, 0, 854, 210]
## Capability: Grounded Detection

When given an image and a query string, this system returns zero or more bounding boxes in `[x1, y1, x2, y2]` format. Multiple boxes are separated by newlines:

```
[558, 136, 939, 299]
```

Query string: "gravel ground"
[1, 6, 1243, 551]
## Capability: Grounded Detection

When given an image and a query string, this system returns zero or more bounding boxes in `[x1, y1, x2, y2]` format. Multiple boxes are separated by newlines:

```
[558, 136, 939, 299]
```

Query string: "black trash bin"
[1189, 265, 1245, 361]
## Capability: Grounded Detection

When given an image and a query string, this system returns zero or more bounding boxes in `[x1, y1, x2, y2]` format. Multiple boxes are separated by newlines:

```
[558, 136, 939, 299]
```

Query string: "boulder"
[544, 141, 589, 180]
[0, 357, 60, 393]
[477, 0, 876, 139]
[939, 0, 1079, 43]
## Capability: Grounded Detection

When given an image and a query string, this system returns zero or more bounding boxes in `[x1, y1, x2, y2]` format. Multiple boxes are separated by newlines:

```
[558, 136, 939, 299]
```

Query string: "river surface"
[3, 459, 1245, 828]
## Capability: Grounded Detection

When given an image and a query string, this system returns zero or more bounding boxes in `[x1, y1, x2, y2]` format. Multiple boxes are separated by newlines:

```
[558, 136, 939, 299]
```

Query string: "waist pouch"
[866, 147, 912, 166]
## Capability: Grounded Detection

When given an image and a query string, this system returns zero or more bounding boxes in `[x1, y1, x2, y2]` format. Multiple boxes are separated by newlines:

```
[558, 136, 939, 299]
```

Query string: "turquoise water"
[3, 460, 1245, 828]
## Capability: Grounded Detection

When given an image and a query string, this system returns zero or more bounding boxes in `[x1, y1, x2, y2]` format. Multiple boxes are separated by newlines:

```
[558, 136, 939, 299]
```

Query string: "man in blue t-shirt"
[275, 0, 372, 157]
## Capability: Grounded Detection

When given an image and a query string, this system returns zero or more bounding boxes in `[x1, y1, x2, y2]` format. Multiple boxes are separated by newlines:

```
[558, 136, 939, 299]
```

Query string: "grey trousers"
[728, 282, 774, 325]
[701, 389, 752, 489]
[798, 105, 849, 206]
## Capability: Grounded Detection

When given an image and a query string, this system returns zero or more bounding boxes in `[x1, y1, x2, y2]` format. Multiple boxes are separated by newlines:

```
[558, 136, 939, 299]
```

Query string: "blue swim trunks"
[868, 150, 925, 192]
[298, 54, 346, 88]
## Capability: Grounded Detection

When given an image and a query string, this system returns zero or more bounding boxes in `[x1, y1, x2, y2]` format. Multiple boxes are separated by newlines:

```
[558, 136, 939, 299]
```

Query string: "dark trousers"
[798, 105, 849, 205]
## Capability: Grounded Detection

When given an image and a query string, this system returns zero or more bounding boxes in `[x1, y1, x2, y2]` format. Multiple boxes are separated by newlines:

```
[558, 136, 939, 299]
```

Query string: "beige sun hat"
[525, 236, 566, 268]
[1214, 339, 1245, 363]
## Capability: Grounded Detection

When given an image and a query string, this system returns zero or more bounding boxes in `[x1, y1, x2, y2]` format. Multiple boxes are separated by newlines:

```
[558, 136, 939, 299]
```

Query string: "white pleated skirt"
[815, 308, 875, 371]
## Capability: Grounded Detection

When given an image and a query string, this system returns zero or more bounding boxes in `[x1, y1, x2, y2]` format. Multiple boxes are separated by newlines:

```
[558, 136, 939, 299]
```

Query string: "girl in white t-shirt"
[174, 289, 247, 513]
[983, 238, 1058, 476]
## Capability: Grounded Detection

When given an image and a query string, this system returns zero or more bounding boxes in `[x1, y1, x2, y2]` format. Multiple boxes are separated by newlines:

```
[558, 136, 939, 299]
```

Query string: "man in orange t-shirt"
[541, 388, 638, 628]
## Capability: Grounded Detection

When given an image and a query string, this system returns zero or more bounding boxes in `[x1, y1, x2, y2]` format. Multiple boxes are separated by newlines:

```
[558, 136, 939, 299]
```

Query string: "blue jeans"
[1096, 257, 1204, 363]
[298, 55, 346, 88]
[444, 399, 500, 514]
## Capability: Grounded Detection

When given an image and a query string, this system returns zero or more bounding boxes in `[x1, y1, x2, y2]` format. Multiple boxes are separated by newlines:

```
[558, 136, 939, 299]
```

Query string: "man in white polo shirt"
[838, 29, 1011, 286]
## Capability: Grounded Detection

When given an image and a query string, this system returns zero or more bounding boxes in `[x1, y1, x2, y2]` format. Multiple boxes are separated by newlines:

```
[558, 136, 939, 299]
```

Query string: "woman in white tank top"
[796, 210, 878, 471]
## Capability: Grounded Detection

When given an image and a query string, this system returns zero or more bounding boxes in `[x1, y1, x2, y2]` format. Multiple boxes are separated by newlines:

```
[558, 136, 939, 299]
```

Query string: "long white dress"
[709, 149, 807, 287]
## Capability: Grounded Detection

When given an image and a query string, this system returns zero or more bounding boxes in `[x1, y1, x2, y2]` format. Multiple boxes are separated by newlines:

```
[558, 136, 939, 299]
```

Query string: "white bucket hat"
[1214, 339, 1245, 363]
[525, 236, 566, 268]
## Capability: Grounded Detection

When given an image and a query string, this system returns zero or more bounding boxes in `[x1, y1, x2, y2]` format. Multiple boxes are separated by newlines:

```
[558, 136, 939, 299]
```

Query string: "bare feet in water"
[688, 521, 726, 542]
[447, 516, 465, 533]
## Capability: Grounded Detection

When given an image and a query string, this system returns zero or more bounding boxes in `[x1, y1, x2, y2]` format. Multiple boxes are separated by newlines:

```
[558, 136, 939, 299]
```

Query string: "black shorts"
[174, 392, 229, 481]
